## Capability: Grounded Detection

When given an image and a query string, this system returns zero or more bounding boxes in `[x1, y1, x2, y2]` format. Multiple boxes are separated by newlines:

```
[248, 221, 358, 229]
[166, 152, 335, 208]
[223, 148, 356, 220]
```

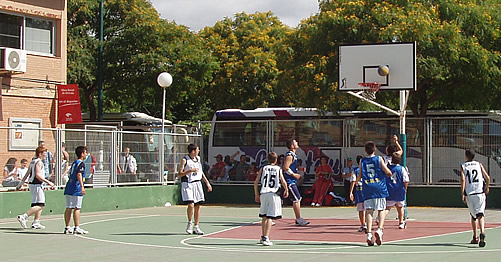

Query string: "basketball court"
[1, 205, 500, 261]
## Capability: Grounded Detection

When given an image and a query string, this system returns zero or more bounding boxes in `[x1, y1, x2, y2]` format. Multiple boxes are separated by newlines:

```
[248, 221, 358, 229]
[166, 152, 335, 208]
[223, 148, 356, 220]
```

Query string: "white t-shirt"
[461, 160, 485, 195]
[3, 166, 16, 182]
[16, 166, 28, 180]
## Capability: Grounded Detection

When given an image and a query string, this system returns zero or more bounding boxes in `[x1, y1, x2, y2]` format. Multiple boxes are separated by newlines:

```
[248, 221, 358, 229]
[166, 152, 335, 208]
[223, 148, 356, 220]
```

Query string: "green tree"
[67, 0, 217, 122]
[287, 0, 501, 115]
[199, 12, 292, 110]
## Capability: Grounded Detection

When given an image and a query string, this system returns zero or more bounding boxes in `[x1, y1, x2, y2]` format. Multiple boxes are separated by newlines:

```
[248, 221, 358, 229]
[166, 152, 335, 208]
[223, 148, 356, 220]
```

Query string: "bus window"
[213, 122, 266, 146]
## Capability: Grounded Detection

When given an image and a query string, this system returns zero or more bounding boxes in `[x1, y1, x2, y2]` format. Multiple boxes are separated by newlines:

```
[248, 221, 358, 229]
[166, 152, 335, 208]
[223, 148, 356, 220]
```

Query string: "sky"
[149, 0, 320, 31]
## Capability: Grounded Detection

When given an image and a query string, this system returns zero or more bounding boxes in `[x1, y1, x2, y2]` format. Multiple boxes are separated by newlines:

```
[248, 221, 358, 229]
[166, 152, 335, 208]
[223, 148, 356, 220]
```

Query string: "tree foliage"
[292, 0, 501, 116]
[67, 0, 501, 123]
[199, 12, 292, 110]
[67, 0, 217, 121]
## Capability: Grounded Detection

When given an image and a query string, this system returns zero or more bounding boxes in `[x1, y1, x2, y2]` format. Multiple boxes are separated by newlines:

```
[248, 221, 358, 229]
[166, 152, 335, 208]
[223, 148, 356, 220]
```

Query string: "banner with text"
[57, 84, 82, 124]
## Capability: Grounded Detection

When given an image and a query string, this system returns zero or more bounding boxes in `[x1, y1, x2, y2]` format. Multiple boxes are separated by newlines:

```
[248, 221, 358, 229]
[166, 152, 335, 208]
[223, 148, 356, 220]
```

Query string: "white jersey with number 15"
[260, 165, 282, 194]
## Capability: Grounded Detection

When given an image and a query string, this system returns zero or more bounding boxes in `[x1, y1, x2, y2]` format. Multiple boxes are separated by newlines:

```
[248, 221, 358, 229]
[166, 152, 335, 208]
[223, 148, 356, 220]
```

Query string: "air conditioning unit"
[0, 47, 27, 73]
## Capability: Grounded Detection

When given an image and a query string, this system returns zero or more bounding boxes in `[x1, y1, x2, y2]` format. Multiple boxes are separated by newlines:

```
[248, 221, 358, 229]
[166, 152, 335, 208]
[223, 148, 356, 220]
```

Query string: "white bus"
[205, 108, 501, 184]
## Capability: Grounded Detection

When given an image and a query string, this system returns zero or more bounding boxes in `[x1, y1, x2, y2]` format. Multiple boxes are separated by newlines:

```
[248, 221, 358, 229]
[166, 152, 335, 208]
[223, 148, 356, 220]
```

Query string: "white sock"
[33, 219, 40, 224]
[22, 213, 28, 219]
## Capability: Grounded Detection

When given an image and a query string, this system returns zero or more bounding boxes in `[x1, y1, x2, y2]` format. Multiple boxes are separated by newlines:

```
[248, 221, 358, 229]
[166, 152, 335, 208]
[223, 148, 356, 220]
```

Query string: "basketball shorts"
[386, 200, 405, 208]
[29, 184, 45, 207]
[259, 192, 283, 219]
[466, 193, 486, 217]
[65, 195, 84, 209]
[364, 198, 386, 211]
[287, 183, 302, 203]
[356, 202, 364, 212]
[181, 181, 205, 204]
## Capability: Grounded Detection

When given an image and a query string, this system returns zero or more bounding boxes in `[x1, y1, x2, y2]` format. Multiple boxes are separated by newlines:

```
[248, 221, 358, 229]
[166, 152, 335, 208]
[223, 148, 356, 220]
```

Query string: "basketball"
[378, 65, 390, 76]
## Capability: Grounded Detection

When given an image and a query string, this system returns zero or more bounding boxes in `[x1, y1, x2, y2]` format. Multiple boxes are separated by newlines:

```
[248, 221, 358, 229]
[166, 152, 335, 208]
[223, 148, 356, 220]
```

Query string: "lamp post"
[157, 72, 172, 182]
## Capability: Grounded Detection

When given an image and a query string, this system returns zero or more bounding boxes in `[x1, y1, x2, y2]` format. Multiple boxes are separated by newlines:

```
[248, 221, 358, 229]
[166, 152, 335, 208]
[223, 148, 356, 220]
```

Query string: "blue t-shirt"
[387, 164, 407, 201]
[352, 166, 364, 204]
[64, 160, 86, 196]
[360, 155, 388, 200]
[283, 151, 298, 185]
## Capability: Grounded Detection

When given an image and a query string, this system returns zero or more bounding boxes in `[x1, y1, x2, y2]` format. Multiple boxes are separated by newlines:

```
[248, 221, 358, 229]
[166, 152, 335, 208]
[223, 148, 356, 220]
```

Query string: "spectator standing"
[233, 155, 250, 181]
[38, 140, 55, 182]
[120, 147, 137, 175]
[311, 156, 333, 207]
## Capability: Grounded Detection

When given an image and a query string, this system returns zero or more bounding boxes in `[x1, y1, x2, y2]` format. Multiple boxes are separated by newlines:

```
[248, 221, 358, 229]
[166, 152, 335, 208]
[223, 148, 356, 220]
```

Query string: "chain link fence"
[0, 126, 201, 189]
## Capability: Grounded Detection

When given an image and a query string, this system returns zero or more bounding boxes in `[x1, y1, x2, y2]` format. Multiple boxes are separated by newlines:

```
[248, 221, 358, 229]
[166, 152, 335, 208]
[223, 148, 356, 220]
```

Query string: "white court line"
[0, 212, 159, 226]
[68, 215, 501, 254]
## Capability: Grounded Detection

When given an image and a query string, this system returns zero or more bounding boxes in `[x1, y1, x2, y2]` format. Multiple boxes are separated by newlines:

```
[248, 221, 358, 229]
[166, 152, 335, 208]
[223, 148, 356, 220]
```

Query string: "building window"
[25, 17, 53, 54]
[0, 12, 54, 55]
[0, 13, 22, 48]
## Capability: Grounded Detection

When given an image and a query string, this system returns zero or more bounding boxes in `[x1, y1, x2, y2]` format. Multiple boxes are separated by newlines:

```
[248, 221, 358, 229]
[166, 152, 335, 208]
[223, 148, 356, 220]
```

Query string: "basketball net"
[358, 82, 381, 100]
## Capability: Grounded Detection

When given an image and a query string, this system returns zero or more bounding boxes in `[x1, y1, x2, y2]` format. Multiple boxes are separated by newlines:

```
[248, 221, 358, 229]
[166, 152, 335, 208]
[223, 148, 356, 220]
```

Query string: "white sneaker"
[271, 221, 276, 226]
[358, 225, 367, 233]
[186, 222, 194, 234]
[262, 239, 273, 246]
[17, 215, 27, 229]
[64, 227, 74, 234]
[315, 203, 321, 207]
[367, 232, 374, 246]
[311, 202, 316, 206]
[73, 227, 88, 234]
[193, 226, 204, 235]
[259, 236, 273, 246]
[295, 217, 310, 226]
[399, 221, 406, 229]
[32, 223, 46, 230]
[375, 228, 383, 245]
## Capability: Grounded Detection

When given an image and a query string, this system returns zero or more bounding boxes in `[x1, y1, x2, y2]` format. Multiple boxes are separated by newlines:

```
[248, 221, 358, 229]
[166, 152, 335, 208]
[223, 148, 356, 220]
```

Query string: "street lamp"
[157, 72, 173, 133]
[157, 72, 172, 182]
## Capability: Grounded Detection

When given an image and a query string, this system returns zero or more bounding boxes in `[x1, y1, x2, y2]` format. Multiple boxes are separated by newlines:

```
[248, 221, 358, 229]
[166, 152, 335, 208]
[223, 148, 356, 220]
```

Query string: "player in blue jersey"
[384, 153, 409, 229]
[63, 146, 88, 234]
[355, 141, 392, 246]
[350, 155, 366, 232]
[254, 152, 289, 246]
[283, 139, 309, 226]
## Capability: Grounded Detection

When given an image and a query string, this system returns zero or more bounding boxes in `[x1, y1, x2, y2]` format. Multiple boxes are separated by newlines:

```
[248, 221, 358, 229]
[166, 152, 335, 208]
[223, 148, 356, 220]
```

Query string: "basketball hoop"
[358, 82, 381, 100]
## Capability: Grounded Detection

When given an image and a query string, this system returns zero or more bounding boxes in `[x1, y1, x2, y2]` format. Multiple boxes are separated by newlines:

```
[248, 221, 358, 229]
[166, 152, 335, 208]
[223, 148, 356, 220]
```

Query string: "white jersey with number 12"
[461, 160, 485, 195]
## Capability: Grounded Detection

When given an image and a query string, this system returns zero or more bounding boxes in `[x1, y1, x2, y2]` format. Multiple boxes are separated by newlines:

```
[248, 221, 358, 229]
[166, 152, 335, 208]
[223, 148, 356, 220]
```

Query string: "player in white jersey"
[178, 144, 212, 235]
[383, 135, 403, 166]
[254, 152, 288, 246]
[460, 149, 490, 247]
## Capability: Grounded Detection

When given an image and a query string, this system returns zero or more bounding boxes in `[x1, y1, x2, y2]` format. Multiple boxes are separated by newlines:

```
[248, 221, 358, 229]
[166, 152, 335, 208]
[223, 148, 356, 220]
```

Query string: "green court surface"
[1, 206, 500, 261]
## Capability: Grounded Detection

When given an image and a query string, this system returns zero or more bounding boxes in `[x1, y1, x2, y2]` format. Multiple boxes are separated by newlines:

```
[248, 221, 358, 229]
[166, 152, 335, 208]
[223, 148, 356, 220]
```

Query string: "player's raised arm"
[393, 135, 403, 157]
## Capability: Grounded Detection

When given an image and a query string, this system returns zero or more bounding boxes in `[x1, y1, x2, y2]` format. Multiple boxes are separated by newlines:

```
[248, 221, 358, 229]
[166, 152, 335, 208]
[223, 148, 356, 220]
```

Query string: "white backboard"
[339, 42, 416, 91]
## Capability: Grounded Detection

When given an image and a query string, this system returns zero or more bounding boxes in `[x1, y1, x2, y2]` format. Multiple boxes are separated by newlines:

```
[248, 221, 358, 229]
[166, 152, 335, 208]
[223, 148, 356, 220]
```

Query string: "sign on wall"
[9, 118, 42, 150]
[57, 84, 82, 124]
